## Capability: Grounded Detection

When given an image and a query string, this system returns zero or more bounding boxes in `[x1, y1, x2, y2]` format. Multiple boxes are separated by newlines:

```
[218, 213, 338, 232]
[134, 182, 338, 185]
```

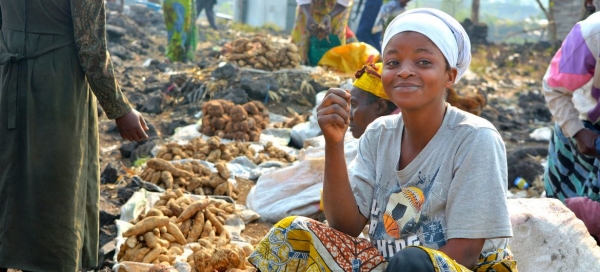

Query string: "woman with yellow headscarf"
[349, 59, 398, 138]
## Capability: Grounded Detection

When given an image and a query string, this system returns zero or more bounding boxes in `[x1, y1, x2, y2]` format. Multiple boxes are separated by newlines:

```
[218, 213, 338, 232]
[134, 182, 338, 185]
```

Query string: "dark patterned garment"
[544, 122, 600, 202]
[0, 1, 131, 271]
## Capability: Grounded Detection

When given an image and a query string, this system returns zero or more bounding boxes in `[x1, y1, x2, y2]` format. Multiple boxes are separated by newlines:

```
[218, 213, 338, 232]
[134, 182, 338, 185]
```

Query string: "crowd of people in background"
[159, 0, 413, 65]
[292, 0, 412, 66]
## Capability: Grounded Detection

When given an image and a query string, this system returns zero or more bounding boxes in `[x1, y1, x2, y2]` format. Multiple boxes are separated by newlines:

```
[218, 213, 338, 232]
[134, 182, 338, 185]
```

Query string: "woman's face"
[349, 86, 381, 138]
[381, 31, 456, 111]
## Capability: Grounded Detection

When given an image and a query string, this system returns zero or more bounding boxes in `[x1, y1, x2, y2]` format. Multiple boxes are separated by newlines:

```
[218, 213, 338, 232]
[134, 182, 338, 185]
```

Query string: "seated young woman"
[249, 8, 516, 272]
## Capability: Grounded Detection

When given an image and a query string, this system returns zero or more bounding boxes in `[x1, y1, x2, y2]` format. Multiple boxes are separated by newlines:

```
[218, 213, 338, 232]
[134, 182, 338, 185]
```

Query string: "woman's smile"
[391, 82, 420, 93]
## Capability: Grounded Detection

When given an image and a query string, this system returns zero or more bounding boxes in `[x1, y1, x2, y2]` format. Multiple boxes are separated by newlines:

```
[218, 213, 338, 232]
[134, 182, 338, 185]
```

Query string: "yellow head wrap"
[352, 60, 389, 100]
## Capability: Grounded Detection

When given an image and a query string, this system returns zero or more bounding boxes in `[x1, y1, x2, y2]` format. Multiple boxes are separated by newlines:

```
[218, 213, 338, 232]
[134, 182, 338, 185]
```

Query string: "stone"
[106, 14, 148, 39]
[108, 44, 134, 60]
[106, 24, 127, 40]
[518, 91, 552, 123]
[212, 63, 237, 80]
[101, 162, 120, 184]
[119, 141, 138, 159]
[170, 73, 188, 87]
[99, 209, 120, 227]
[241, 76, 269, 100]
[140, 91, 165, 114]
[117, 180, 142, 204]
[156, 62, 169, 72]
[126, 92, 147, 111]
[213, 88, 249, 105]
[145, 123, 161, 139]
[130, 140, 158, 162]
[143, 83, 163, 94]
[461, 18, 488, 45]
[128, 3, 165, 28]
[506, 147, 547, 188]
[508, 198, 600, 271]
[197, 59, 211, 69]
[165, 119, 192, 136]
[144, 74, 160, 84]
[97, 225, 117, 270]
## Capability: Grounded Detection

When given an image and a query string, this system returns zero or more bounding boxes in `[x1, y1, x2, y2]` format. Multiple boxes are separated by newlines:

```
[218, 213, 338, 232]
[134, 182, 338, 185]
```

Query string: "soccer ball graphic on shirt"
[383, 186, 425, 239]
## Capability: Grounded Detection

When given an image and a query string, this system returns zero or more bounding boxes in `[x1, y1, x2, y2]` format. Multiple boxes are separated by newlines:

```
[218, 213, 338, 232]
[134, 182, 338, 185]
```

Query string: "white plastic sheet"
[246, 134, 358, 223]
[290, 90, 328, 147]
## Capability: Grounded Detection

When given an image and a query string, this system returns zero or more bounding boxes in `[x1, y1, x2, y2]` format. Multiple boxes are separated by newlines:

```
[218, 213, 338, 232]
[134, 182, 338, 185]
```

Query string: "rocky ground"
[89, 3, 557, 271]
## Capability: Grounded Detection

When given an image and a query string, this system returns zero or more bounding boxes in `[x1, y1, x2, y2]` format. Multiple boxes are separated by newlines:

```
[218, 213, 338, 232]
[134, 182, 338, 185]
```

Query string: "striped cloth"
[544, 122, 600, 202]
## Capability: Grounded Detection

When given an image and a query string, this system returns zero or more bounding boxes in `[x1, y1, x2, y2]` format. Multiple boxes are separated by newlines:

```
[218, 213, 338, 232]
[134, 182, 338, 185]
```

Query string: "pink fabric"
[565, 197, 600, 239]
[391, 108, 401, 115]
[546, 49, 594, 92]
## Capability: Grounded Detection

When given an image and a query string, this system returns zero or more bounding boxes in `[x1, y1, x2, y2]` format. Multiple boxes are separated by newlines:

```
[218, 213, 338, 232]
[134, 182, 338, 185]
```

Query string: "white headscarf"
[381, 8, 471, 83]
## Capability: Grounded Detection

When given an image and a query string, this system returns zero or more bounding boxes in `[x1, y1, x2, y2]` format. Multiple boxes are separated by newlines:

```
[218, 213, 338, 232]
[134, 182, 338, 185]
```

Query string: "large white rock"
[508, 198, 600, 271]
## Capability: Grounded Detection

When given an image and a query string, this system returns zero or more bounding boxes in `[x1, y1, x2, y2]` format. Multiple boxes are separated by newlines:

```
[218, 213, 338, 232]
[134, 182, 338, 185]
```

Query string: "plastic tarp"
[246, 132, 358, 223]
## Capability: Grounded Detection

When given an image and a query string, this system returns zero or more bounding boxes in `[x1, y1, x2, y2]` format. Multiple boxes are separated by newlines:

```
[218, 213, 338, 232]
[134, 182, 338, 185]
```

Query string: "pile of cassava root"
[253, 142, 296, 164]
[222, 35, 301, 71]
[119, 189, 255, 271]
[139, 158, 238, 198]
[200, 100, 269, 142]
[155, 136, 255, 163]
[152, 135, 296, 168]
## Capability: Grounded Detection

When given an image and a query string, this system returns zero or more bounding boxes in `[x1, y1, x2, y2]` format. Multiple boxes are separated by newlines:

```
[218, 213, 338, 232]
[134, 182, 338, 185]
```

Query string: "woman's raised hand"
[317, 88, 351, 145]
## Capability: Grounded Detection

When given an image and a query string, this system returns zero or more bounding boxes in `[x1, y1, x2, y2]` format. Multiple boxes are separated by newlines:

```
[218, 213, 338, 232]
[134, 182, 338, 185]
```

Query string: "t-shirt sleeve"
[349, 129, 377, 219]
[445, 127, 513, 240]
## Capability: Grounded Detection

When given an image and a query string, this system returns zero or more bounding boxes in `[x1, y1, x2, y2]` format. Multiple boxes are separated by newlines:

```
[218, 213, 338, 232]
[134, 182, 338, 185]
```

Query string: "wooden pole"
[471, 0, 480, 24]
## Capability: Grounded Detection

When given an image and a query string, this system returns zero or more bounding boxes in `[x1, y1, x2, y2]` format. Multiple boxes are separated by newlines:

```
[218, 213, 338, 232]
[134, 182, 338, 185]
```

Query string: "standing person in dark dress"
[0, 1, 148, 271]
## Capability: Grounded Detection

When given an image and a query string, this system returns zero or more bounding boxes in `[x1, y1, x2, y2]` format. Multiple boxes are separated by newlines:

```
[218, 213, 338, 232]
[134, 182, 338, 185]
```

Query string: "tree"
[534, 0, 557, 44]
[471, 0, 480, 24]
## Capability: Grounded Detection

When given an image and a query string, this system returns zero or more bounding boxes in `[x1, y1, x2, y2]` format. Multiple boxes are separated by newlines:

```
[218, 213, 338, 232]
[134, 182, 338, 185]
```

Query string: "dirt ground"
[234, 177, 274, 242]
